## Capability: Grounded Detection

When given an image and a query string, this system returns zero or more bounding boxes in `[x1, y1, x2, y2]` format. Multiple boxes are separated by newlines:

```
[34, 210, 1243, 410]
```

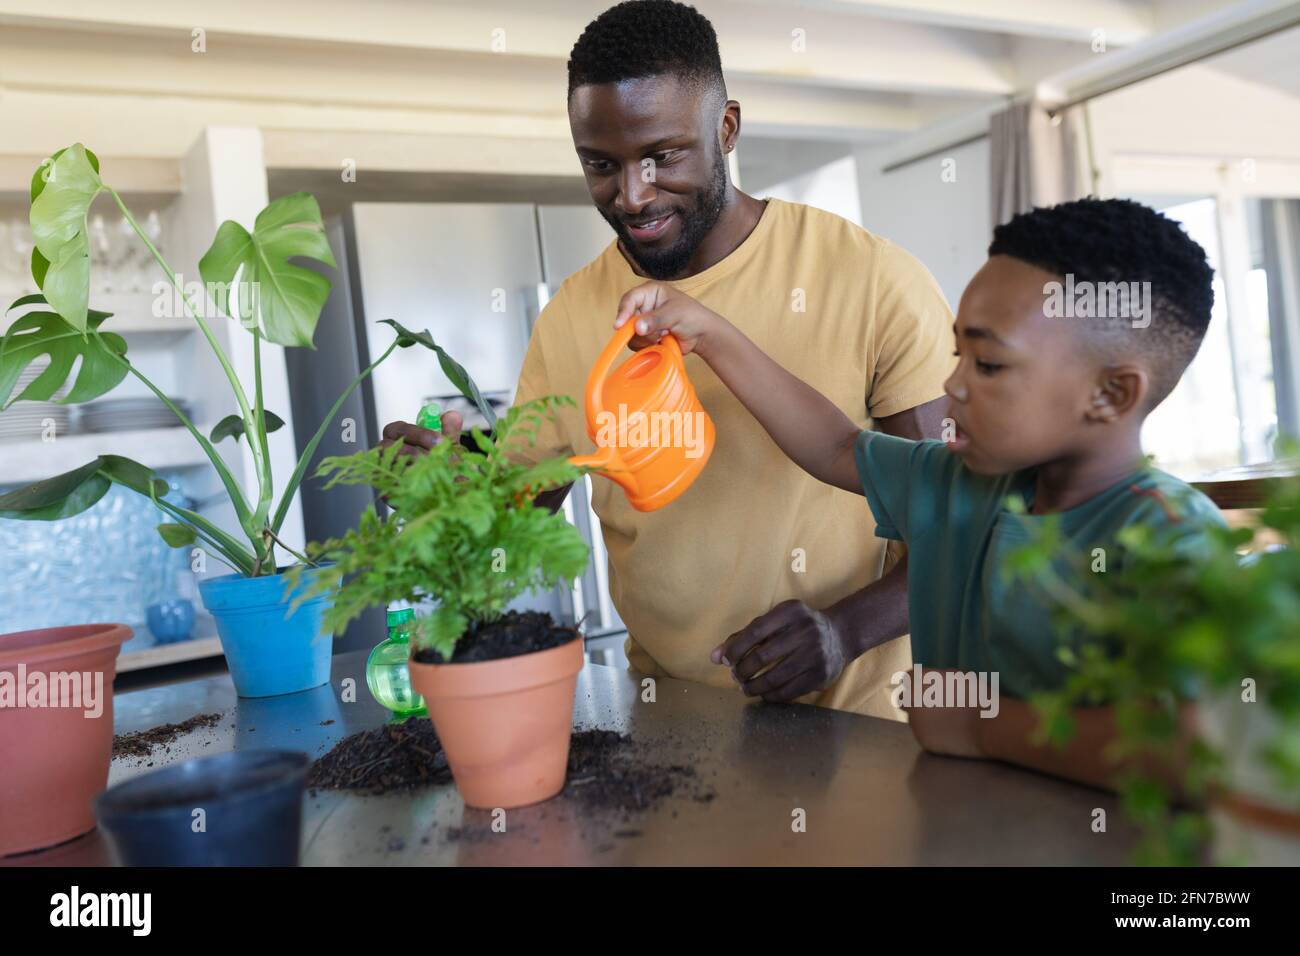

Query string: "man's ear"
[721, 99, 741, 153]
[1085, 365, 1147, 423]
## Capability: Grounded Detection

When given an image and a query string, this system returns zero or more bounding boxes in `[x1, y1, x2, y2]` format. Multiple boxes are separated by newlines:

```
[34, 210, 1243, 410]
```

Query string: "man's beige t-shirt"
[511, 199, 955, 719]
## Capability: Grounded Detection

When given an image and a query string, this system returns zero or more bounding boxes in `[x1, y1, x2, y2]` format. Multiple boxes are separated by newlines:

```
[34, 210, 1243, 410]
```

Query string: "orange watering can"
[569, 320, 715, 511]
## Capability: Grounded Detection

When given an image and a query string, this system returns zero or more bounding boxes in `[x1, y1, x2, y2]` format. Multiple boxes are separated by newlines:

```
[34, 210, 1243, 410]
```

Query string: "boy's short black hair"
[567, 1, 725, 100]
[989, 197, 1215, 409]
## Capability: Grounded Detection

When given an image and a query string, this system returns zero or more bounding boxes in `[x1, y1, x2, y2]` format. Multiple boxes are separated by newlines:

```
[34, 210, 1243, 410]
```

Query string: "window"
[1118, 160, 1300, 479]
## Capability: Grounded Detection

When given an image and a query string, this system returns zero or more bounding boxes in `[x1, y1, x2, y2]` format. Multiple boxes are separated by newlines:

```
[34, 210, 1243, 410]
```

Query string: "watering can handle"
[568, 319, 682, 481]
[583, 320, 636, 426]
[581, 319, 684, 424]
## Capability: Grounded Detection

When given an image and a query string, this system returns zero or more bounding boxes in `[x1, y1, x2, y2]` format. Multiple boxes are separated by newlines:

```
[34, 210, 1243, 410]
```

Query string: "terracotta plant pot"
[408, 635, 584, 809]
[1201, 693, 1300, 865]
[0, 623, 130, 857]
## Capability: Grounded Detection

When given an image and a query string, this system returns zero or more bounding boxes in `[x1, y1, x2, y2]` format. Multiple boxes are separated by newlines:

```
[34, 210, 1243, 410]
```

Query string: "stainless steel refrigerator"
[287, 202, 626, 659]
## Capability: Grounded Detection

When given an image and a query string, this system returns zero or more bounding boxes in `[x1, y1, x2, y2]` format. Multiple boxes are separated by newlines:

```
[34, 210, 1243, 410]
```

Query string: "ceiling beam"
[1037, 0, 1300, 108]
[734, 0, 1157, 44]
[0, 0, 1021, 98]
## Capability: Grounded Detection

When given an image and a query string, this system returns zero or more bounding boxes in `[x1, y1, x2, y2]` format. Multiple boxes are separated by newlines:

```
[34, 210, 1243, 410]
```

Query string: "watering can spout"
[568, 446, 618, 471]
[568, 320, 715, 512]
[569, 443, 639, 500]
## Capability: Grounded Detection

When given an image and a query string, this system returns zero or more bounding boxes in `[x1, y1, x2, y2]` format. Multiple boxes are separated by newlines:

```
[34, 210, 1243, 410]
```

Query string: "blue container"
[95, 750, 309, 866]
[146, 598, 196, 644]
[197, 567, 334, 698]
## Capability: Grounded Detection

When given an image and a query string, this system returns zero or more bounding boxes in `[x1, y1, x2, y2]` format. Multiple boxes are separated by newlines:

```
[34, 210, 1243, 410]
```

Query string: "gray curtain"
[989, 100, 1090, 225]
[1261, 199, 1300, 444]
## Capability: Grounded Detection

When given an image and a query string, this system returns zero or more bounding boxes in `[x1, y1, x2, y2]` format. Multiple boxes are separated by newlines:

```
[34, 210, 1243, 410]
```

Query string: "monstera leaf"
[379, 318, 497, 430]
[0, 454, 255, 572]
[96, 454, 171, 498]
[0, 459, 111, 521]
[0, 455, 165, 522]
[211, 410, 285, 444]
[28, 144, 104, 332]
[198, 192, 336, 347]
[0, 301, 127, 408]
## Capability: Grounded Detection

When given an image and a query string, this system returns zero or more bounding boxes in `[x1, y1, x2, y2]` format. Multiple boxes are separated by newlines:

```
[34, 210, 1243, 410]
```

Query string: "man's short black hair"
[568, 1, 725, 99]
[988, 197, 1215, 409]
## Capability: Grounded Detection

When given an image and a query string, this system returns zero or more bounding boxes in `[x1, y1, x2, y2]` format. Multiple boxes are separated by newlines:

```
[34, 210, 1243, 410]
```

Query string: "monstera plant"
[0, 143, 491, 578]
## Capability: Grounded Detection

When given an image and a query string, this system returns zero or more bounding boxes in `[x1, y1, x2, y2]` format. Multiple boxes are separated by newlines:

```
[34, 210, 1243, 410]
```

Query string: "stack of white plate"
[0, 360, 71, 443]
[80, 396, 190, 433]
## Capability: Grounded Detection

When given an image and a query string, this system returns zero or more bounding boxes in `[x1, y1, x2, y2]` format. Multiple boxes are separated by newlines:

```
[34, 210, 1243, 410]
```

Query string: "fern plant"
[289, 395, 591, 659]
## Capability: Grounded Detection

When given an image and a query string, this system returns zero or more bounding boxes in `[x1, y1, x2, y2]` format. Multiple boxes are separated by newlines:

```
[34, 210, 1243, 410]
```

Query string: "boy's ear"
[1085, 365, 1147, 423]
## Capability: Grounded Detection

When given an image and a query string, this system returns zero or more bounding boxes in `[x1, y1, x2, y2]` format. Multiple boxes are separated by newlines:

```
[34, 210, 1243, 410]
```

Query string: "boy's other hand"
[902, 676, 986, 759]
[378, 410, 464, 458]
[615, 281, 728, 358]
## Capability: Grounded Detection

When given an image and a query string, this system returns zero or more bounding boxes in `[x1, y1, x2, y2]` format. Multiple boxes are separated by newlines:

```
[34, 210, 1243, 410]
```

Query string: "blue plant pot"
[95, 750, 309, 866]
[197, 567, 334, 698]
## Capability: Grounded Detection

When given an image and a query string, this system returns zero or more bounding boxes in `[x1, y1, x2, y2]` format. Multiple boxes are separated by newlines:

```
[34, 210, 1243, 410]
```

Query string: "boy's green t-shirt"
[853, 430, 1225, 698]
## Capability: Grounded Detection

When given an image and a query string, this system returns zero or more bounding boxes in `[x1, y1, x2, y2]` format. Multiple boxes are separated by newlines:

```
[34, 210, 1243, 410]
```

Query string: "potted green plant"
[1006, 472, 1300, 865]
[288, 395, 591, 808]
[0, 143, 475, 697]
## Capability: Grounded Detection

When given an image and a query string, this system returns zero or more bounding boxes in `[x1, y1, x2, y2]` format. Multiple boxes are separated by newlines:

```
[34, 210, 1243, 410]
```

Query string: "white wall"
[171, 128, 306, 557]
[762, 155, 864, 227]
[1088, 63, 1300, 198]
[849, 57, 1300, 315]
[854, 137, 991, 309]
[740, 138, 856, 194]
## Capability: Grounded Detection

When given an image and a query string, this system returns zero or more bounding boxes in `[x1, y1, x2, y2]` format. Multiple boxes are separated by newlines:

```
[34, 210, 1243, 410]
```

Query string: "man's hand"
[901, 670, 986, 759]
[615, 280, 731, 358]
[710, 599, 851, 703]
[378, 410, 464, 458]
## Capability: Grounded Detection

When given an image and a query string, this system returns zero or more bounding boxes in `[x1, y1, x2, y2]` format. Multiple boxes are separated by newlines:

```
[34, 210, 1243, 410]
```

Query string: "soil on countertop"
[308, 718, 452, 794]
[411, 610, 579, 665]
[111, 712, 224, 761]
[563, 729, 711, 816]
[308, 722, 714, 817]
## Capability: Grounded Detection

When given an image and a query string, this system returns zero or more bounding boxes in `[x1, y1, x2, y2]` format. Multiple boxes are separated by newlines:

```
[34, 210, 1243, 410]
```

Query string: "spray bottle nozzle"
[416, 403, 442, 432]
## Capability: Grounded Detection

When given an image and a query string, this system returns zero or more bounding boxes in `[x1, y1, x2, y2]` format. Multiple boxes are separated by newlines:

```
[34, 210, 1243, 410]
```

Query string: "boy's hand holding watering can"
[613, 281, 731, 359]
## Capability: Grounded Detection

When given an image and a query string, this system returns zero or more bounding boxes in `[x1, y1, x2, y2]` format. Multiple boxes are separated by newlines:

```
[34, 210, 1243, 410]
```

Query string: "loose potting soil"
[308, 718, 452, 793]
[564, 728, 710, 815]
[308, 722, 714, 817]
[111, 712, 224, 761]
[411, 610, 579, 664]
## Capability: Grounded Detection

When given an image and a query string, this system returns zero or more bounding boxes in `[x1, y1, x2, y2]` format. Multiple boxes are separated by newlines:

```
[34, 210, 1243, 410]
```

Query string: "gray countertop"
[11, 650, 1137, 866]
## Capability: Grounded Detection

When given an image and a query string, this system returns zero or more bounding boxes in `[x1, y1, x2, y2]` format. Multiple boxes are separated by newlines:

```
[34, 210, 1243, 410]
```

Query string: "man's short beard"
[605, 145, 729, 280]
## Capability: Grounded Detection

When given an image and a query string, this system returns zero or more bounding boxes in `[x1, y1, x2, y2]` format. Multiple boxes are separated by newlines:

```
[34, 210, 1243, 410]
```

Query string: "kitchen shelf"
[1, 426, 211, 484]
[103, 316, 196, 341]
[0, 157, 182, 199]
[1, 314, 195, 341]
[117, 635, 224, 673]
[2, 292, 197, 338]
[94, 292, 198, 329]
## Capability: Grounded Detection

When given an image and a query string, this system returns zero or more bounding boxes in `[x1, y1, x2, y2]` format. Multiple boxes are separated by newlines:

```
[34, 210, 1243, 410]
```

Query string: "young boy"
[611, 197, 1224, 791]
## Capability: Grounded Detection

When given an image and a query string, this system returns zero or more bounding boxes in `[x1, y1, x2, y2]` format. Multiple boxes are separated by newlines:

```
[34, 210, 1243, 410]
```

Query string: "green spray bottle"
[364, 402, 443, 718]
[366, 606, 427, 718]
